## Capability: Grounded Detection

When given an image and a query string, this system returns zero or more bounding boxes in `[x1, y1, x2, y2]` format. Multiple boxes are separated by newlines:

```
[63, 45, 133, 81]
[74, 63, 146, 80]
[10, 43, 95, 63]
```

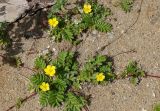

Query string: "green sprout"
[120, 0, 134, 12]
[121, 61, 145, 85]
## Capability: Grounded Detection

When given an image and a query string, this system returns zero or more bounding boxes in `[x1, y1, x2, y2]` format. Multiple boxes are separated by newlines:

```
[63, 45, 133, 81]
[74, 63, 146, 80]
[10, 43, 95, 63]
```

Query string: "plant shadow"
[2, 10, 48, 66]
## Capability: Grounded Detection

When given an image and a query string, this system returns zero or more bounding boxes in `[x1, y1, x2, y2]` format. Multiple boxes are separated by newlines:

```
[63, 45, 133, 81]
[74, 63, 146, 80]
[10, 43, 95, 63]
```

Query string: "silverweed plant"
[28, 51, 117, 111]
[48, 0, 112, 42]
[121, 61, 145, 85]
[29, 51, 86, 110]
[79, 55, 116, 84]
[21, 51, 148, 111]
[29, 51, 147, 110]
[120, 0, 134, 12]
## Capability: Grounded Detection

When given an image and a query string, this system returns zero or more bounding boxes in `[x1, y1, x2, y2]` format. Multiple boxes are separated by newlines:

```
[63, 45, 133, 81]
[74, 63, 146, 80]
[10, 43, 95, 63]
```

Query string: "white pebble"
[141, 108, 147, 111]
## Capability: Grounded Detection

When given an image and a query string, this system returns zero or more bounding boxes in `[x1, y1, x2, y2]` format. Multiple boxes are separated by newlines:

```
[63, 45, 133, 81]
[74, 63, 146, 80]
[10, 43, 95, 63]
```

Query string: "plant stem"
[84, 105, 89, 111]
[112, 49, 137, 58]
[117, 73, 160, 80]
[6, 93, 37, 111]
[146, 74, 160, 78]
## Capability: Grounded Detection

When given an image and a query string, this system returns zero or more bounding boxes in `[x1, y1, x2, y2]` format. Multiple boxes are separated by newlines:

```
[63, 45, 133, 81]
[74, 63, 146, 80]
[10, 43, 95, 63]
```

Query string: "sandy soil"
[0, 0, 160, 111]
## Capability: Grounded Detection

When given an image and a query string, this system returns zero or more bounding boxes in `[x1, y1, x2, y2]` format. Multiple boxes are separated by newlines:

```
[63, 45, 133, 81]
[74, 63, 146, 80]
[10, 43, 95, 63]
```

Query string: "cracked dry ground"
[0, 0, 160, 111]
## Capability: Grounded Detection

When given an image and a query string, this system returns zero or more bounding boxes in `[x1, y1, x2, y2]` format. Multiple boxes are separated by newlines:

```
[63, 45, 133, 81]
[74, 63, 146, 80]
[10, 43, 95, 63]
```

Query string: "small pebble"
[92, 30, 98, 35]
[107, 32, 114, 39]
[42, 49, 49, 55]
[141, 108, 147, 111]
[152, 92, 156, 97]
[121, 30, 124, 34]
[47, 45, 50, 49]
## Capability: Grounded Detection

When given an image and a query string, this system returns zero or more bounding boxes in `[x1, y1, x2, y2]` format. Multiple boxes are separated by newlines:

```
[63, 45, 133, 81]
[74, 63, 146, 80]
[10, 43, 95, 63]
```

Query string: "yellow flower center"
[48, 18, 59, 27]
[40, 82, 50, 92]
[44, 65, 56, 77]
[83, 4, 92, 14]
[96, 73, 105, 82]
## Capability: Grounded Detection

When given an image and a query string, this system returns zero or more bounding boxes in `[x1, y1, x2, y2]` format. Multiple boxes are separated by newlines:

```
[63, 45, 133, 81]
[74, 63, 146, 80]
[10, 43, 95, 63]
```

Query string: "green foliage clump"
[48, 0, 112, 42]
[65, 92, 86, 111]
[121, 61, 145, 85]
[154, 102, 160, 111]
[34, 56, 47, 70]
[29, 51, 86, 111]
[29, 51, 147, 110]
[0, 22, 11, 47]
[39, 90, 65, 107]
[79, 55, 116, 84]
[120, 0, 134, 12]
[29, 51, 116, 110]
[48, 0, 68, 18]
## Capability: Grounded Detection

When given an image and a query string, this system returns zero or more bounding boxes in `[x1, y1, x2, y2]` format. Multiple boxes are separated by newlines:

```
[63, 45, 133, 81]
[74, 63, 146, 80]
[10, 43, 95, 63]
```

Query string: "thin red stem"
[84, 105, 89, 111]
[146, 74, 160, 78]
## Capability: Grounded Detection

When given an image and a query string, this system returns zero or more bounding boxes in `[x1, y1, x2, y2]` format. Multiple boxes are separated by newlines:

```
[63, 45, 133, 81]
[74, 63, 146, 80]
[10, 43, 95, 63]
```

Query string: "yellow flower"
[40, 82, 50, 91]
[44, 65, 56, 77]
[96, 73, 105, 82]
[48, 17, 59, 27]
[83, 3, 92, 14]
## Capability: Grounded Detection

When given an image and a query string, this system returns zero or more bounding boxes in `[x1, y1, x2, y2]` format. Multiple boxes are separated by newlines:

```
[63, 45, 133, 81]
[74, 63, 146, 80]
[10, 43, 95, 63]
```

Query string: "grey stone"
[0, 0, 29, 22]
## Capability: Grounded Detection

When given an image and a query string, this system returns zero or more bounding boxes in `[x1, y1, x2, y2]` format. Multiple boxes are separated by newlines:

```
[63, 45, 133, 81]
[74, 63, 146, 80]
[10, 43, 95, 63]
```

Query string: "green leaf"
[39, 92, 50, 107]
[130, 77, 138, 85]
[58, 51, 68, 62]
[48, 91, 64, 107]
[30, 73, 49, 85]
[34, 56, 46, 69]
[120, 0, 133, 13]
[121, 61, 145, 84]
[95, 20, 112, 32]
[64, 92, 86, 111]
[53, 51, 70, 66]
[99, 63, 112, 73]
[40, 91, 64, 107]
[15, 57, 23, 67]
[48, 0, 68, 18]
[82, 14, 94, 27]
[72, 81, 81, 90]
[79, 70, 92, 82]
[94, 55, 107, 65]
[52, 51, 79, 82]
[79, 55, 115, 83]
[52, 78, 67, 91]
[53, 51, 76, 69]
[92, 2, 111, 18]
[63, 28, 74, 41]
[105, 73, 116, 81]
[71, 62, 79, 71]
